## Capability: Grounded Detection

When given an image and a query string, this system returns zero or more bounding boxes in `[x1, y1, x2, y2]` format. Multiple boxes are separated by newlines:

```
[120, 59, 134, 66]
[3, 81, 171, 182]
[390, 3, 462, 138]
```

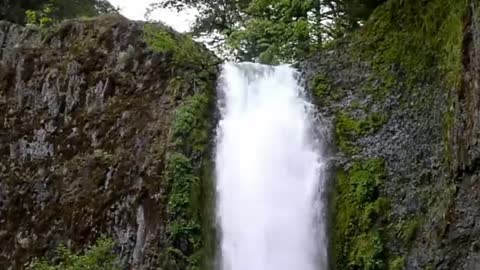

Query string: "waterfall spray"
[215, 63, 328, 270]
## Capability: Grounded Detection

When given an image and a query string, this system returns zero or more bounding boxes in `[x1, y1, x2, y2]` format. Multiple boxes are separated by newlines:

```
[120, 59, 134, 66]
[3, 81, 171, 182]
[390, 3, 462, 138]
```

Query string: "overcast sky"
[108, 0, 195, 32]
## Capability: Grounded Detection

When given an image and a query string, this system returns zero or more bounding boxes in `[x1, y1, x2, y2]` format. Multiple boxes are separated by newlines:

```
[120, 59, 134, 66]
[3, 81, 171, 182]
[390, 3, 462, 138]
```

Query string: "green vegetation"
[358, 0, 466, 88]
[144, 24, 177, 52]
[1, 0, 118, 25]
[395, 217, 422, 246]
[329, 2, 468, 268]
[144, 24, 213, 66]
[31, 238, 119, 270]
[227, 9, 314, 63]
[162, 77, 215, 270]
[312, 73, 332, 99]
[330, 2, 468, 268]
[389, 256, 406, 270]
[334, 158, 389, 270]
[335, 111, 386, 154]
[143, 22, 217, 270]
[151, 0, 386, 62]
[25, 4, 54, 27]
[7, 1, 468, 269]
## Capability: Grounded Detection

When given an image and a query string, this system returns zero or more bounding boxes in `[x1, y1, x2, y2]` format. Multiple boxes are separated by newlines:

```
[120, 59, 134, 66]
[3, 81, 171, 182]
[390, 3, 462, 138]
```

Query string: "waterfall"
[215, 63, 328, 270]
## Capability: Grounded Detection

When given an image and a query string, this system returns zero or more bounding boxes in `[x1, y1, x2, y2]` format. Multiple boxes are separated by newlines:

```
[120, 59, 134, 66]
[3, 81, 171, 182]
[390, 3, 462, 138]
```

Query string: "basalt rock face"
[302, 0, 480, 269]
[0, 15, 218, 269]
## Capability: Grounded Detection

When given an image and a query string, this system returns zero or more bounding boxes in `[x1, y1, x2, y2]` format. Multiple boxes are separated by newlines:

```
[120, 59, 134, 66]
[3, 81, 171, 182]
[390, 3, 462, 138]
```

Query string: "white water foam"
[215, 63, 328, 270]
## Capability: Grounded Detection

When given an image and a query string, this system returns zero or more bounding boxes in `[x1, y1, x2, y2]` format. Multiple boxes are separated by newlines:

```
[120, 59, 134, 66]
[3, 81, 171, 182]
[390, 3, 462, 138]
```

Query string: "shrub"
[31, 238, 119, 270]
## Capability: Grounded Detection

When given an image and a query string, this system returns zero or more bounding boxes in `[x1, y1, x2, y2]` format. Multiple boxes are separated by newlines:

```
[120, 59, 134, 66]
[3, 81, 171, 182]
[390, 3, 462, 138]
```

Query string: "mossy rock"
[334, 158, 389, 270]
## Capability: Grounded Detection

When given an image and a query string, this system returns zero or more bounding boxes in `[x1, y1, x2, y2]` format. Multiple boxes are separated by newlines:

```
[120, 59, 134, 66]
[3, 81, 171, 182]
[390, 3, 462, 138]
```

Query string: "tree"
[47, 0, 119, 20]
[151, 0, 387, 63]
[332, 0, 389, 29]
[149, 0, 250, 35]
[0, 0, 48, 24]
[228, 0, 323, 63]
[0, 0, 118, 25]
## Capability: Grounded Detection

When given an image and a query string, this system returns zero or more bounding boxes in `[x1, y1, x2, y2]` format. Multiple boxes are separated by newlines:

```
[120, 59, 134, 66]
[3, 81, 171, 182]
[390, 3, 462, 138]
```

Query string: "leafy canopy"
[0, 0, 118, 25]
[151, 0, 386, 63]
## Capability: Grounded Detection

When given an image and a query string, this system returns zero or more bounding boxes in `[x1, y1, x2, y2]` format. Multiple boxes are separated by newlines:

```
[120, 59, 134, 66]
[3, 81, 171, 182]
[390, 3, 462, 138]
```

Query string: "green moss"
[163, 79, 215, 270]
[312, 73, 331, 98]
[334, 158, 389, 270]
[395, 217, 422, 245]
[144, 24, 213, 66]
[358, 0, 465, 88]
[144, 24, 176, 52]
[348, 231, 385, 270]
[311, 72, 348, 104]
[175, 37, 211, 66]
[389, 256, 406, 270]
[335, 112, 362, 154]
[332, 1, 468, 268]
[171, 93, 211, 151]
[194, 156, 216, 270]
[335, 111, 387, 154]
[32, 238, 119, 270]
[361, 75, 397, 102]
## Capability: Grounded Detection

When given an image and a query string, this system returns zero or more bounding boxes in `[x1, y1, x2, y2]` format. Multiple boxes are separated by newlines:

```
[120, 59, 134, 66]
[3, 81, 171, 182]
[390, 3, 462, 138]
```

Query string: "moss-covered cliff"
[2, 1, 480, 269]
[0, 15, 219, 269]
[302, 0, 480, 269]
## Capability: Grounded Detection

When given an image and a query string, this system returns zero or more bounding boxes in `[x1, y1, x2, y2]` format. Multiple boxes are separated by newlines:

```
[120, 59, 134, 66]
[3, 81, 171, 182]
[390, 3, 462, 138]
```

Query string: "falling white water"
[215, 63, 328, 270]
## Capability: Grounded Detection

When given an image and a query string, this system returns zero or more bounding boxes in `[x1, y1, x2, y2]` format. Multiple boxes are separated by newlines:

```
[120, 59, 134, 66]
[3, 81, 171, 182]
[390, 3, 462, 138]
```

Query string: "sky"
[108, 0, 196, 32]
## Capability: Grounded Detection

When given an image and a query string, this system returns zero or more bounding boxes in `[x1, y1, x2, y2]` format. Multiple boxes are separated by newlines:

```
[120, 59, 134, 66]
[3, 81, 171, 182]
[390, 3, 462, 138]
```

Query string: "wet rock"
[300, 2, 480, 270]
[0, 15, 218, 269]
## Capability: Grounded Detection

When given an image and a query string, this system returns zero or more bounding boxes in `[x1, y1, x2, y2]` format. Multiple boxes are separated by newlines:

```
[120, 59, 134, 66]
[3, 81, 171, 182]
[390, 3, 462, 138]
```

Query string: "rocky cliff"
[0, 15, 218, 269]
[3, 1, 480, 270]
[302, 0, 480, 269]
